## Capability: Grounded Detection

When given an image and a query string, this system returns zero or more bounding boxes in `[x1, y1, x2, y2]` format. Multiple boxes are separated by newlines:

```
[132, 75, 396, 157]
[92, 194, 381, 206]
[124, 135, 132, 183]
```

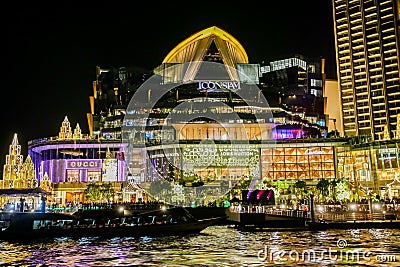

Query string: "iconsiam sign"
[197, 81, 241, 91]
[122, 61, 274, 206]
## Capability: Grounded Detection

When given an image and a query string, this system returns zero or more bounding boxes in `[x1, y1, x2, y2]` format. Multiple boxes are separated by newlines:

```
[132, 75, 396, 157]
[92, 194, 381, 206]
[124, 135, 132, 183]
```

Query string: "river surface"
[1, 225, 399, 266]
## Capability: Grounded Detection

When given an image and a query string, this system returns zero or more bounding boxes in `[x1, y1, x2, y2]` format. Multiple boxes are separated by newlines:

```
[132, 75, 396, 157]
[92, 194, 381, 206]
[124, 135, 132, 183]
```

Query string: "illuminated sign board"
[180, 144, 260, 181]
[181, 144, 259, 167]
[197, 81, 241, 91]
[304, 148, 325, 155]
[67, 159, 102, 169]
[150, 152, 179, 159]
[102, 159, 118, 182]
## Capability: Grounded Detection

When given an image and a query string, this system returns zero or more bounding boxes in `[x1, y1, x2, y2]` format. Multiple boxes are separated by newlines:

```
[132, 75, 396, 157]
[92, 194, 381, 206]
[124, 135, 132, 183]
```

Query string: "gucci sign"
[67, 159, 102, 169]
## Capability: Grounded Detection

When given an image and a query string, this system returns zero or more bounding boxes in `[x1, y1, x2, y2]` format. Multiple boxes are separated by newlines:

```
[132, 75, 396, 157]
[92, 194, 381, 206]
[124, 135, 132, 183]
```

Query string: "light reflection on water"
[0, 226, 399, 266]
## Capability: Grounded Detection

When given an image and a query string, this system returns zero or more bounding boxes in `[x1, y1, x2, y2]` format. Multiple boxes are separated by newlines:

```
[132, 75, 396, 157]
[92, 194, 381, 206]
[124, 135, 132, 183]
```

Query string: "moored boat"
[0, 207, 224, 240]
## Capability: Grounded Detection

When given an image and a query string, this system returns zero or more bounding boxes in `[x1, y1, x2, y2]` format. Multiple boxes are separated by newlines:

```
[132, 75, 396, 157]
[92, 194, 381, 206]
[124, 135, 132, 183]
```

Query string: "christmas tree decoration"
[73, 123, 82, 139]
[58, 116, 73, 139]
[2, 133, 37, 189]
[39, 172, 52, 193]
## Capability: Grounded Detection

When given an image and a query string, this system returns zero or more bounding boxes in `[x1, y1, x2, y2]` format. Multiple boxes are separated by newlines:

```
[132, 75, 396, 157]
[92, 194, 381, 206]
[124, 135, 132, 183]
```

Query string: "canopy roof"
[162, 26, 248, 64]
[159, 26, 249, 82]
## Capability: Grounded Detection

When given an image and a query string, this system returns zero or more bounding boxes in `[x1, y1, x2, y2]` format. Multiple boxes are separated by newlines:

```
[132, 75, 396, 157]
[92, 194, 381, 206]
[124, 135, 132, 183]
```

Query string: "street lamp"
[329, 118, 337, 138]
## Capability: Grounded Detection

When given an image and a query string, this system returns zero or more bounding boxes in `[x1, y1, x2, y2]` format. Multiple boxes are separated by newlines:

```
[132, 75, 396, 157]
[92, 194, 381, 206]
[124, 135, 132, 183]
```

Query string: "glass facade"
[28, 141, 125, 184]
[337, 141, 400, 198]
[261, 145, 335, 180]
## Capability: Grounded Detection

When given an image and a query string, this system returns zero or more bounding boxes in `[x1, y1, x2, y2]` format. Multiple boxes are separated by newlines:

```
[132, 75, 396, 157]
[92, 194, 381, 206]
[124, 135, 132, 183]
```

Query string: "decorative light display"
[181, 144, 260, 181]
[2, 133, 37, 189]
[58, 116, 73, 139]
[336, 181, 350, 201]
[73, 123, 82, 139]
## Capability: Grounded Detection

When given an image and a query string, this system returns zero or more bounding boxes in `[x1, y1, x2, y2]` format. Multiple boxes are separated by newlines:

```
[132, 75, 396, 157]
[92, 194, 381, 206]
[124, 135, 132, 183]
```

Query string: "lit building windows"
[332, 0, 400, 140]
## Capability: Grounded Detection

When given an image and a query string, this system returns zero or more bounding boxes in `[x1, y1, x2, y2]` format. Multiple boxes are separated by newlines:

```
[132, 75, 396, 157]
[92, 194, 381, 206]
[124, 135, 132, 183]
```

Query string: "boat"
[0, 207, 224, 240]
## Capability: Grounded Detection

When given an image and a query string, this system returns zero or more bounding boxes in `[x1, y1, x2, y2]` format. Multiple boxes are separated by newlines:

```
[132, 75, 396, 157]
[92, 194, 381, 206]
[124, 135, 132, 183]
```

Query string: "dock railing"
[229, 205, 310, 219]
[229, 203, 400, 222]
[314, 203, 400, 222]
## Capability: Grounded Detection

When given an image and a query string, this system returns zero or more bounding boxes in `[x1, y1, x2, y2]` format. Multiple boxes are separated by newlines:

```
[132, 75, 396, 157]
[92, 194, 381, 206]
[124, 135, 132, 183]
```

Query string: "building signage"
[150, 152, 179, 159]
[181, 144, 259, 167]
[305, 148, 325, 155]
[102, 159, 118, 182]
[197, 81, 241, 91]
[67, 159, 102, 169]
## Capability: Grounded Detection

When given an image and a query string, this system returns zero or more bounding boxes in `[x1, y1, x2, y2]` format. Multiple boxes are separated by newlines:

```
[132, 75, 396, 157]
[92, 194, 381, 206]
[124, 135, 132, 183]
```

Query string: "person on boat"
[41, 196, 46, 213]
[19, 198, 25, 212]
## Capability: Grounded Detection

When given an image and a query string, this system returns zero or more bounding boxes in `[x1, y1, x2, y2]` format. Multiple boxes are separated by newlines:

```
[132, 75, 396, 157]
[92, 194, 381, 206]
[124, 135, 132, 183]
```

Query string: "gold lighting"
[92, 81, 97, 99]
[162, 26, 248, 64]
[87, 113, 93, 137]
[159, 26, 249, 82]
[2, 134, 37, 189]
[89, 96, 94, 114]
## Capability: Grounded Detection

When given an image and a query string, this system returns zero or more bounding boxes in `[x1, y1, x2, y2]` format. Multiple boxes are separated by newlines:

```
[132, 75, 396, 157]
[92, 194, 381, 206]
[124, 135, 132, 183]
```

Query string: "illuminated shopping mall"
[3, 25, 398, 206]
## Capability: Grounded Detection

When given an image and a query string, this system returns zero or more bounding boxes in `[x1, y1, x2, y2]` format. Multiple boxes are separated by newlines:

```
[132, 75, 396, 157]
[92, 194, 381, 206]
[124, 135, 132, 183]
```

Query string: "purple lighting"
[266, 190, 272, 200]
[246, 190, 252, 200]
[67, 159, 102, 169]
[272, 129, 304, 139]
[256, 190, 264, 200]
[39, 159, 125, 183]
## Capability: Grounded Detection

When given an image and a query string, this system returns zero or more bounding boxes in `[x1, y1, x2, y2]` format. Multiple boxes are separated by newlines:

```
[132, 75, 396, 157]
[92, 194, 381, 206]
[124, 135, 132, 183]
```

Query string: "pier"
[226, 203, 400, 230]
[226, 205, 309, 229]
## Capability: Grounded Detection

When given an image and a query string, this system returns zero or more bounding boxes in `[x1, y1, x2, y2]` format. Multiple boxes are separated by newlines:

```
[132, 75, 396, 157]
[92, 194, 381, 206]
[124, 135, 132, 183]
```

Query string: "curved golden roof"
[162, 26, 249, 64]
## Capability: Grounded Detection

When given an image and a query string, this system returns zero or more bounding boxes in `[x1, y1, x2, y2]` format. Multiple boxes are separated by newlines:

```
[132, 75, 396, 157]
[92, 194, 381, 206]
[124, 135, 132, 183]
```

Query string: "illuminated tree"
[148, 180, 172, 201]
[58, 116, 73, 139]
[84, 183, 115, 203]
[84, 183, 101, 202]
[73, 123, 82, 139]
[294, 180, 307, 200]
[39, 172, 55, 203]
[329, 178, 339, 201]
[100, 183, 115, 203]
[316, 178, 330, 201]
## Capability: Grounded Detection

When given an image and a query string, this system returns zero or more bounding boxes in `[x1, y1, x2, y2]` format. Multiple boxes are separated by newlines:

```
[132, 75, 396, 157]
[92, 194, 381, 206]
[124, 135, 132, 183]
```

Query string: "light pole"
[329, 118, 337, 138]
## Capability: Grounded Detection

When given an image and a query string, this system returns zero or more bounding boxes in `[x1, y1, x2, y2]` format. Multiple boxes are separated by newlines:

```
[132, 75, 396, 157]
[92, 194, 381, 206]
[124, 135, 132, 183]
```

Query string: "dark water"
[1, 226, 399, 266]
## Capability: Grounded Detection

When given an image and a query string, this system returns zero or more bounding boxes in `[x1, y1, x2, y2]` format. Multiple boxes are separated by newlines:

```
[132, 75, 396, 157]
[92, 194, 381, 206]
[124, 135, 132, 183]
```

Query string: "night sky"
[2, 1, 336, 165]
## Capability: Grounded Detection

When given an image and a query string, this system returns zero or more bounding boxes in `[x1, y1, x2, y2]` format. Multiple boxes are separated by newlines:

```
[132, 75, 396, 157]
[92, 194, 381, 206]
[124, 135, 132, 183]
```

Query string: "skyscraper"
[332, 0, 400, 140]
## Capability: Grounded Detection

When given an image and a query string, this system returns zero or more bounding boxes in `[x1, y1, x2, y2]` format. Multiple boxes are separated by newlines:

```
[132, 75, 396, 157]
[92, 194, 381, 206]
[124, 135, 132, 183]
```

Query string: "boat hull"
[0, 212, 222, 240]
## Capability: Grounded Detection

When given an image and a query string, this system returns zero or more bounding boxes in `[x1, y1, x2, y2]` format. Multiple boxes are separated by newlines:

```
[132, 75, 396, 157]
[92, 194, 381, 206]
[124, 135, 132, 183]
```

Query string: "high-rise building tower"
[332, 0, 400, 140]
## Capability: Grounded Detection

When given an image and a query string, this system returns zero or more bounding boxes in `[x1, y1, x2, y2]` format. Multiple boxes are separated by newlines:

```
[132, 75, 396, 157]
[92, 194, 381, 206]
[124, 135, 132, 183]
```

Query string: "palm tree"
[316, 178, 330, 202]
[329, 178, 340, 201]
[100, 183, 115, 203]
[294, 180, 307, 199]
